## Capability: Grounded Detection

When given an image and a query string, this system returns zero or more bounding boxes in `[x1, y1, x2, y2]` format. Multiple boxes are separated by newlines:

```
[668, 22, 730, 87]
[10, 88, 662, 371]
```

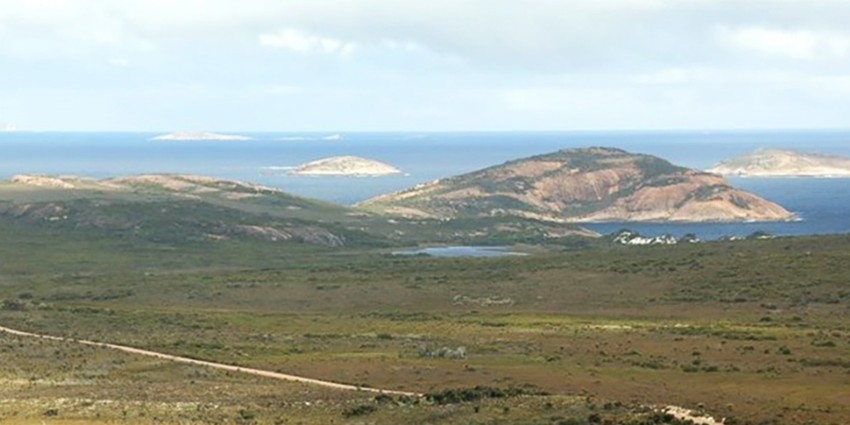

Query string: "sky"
[1, 0, 850, 132]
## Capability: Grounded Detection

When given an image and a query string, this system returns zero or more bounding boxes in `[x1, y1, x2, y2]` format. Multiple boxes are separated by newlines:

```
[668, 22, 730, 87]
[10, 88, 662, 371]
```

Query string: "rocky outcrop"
[710, 149, 850, 177]
[360, 147, 795, 223]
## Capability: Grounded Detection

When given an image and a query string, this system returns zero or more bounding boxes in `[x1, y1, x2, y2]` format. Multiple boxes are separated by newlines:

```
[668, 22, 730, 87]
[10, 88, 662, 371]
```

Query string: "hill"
[1, 174, 372, 247]
[709, 148, 850, 177]
[359, 147, 794, 222]
[0, 174, 594, 247]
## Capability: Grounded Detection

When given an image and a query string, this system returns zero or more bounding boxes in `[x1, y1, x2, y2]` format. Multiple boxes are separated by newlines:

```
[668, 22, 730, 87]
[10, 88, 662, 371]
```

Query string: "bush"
[374, 394, 394, 404]
[238, 409, 255, 421]
[342, 404, 377, 418]
[424, 385, 546, 405]
[1, 298, 28, 311]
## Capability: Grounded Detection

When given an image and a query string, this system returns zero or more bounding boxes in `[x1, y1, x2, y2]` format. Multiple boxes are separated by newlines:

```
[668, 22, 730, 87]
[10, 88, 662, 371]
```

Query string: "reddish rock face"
[361, 147, 795, 223]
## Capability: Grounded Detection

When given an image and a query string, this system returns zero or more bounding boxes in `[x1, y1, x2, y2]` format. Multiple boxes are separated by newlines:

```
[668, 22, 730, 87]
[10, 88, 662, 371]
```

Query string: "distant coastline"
[710, 149, 850, 178]
[151, 132, 253, 141]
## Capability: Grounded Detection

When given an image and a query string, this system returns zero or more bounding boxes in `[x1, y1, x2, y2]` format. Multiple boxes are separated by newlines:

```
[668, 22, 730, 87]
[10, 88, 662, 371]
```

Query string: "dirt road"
[0, 324, 419, 397]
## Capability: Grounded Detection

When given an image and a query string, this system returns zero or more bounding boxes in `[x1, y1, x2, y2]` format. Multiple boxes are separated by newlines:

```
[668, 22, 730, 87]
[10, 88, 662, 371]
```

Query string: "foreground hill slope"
[360, 147, 794, 222]
[710, 148, 850, 177]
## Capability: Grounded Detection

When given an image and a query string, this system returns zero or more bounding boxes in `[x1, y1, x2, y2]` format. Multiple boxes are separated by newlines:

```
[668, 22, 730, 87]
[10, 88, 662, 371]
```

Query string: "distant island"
[278, 134, 344, 142]
[289, 156, 403, 177]
[360, 147, 795, 223]
[710, 149, 850, 178]
[151, 132, 252, 141]
[322, 134, 344, 141]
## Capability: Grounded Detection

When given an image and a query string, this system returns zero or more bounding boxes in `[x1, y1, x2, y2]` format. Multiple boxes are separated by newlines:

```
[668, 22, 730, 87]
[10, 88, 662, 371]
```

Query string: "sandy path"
[0, 324, 419, 397]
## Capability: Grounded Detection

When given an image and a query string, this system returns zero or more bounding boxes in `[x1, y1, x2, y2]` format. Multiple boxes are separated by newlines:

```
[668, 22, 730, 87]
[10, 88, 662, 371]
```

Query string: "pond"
[392, 246, 527, 258]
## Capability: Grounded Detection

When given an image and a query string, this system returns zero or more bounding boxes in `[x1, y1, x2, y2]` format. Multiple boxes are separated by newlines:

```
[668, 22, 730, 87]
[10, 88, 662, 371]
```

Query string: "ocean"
[1, 130, 849, 239]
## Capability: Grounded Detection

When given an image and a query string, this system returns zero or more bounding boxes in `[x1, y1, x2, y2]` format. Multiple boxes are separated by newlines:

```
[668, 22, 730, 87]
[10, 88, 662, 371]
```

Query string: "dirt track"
[1, 324, 722, 422]
[0, 324, 419, 397]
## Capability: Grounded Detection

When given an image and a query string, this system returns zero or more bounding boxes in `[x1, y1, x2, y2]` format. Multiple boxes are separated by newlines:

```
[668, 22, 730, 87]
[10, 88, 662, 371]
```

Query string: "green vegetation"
[1, 205, 850, 424]
[0, 172, 844, 424]
[424, 385, 547, 405]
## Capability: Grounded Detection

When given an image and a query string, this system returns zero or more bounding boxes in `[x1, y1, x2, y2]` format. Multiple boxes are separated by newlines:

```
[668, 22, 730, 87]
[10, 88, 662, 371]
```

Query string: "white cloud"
[262, 84, 301, 95]
[630, 67, 794, 85]
[380, 39, 424, 51]
[718, 26, 850, 60]
[3, 1, 850, 69]
[631, 67, 723, 85]
[258, 29, 356, 55]
[108, 58, 130, 67]
[4, 1, 850, 130]
[802, 74, 850, 99]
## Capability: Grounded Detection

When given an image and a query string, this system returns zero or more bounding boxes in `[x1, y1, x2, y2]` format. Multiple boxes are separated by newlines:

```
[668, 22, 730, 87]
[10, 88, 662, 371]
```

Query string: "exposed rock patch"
[12, 175, 80, 189]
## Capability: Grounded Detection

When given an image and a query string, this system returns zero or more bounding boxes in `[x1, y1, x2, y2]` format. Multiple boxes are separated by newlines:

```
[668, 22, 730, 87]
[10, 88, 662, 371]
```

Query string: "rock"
[419, 346, 468, 360]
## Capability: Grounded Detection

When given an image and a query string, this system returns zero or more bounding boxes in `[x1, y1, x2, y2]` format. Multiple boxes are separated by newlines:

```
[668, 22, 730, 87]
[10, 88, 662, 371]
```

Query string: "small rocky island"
[151, 132, 252, 141]
[289, 156, 403, 177]
[710, 149, 850, 178]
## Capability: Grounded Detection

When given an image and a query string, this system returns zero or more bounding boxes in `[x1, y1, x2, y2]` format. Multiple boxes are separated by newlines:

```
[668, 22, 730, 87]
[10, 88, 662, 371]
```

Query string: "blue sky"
[1, 0, 850, 131]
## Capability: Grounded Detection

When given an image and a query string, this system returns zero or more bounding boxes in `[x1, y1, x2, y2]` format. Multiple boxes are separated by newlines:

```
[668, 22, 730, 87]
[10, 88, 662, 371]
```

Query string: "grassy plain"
[1, 219, 849, 424]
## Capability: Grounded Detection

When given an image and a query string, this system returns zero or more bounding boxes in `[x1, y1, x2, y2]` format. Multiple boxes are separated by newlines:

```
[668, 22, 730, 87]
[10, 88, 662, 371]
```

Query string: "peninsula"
[710, 149, 850, 177]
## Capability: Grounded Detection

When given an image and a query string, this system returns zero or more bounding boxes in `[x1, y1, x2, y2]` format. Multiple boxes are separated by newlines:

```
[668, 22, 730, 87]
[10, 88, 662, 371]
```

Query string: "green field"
[1, 215, 849, 424]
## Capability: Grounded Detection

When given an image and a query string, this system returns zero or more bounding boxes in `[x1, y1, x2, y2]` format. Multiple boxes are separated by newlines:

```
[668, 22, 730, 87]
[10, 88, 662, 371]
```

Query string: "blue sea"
[1, 130, 849, 240]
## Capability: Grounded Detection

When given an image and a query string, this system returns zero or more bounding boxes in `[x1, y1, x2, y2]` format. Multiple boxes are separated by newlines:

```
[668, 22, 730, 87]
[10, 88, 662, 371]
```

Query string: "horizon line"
[3, 128, 850, 134]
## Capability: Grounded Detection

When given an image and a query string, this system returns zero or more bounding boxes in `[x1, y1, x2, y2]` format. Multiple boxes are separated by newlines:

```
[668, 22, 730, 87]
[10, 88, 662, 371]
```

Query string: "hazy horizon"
[5, 128, 850, 134]
[3, 1, 850, 132]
